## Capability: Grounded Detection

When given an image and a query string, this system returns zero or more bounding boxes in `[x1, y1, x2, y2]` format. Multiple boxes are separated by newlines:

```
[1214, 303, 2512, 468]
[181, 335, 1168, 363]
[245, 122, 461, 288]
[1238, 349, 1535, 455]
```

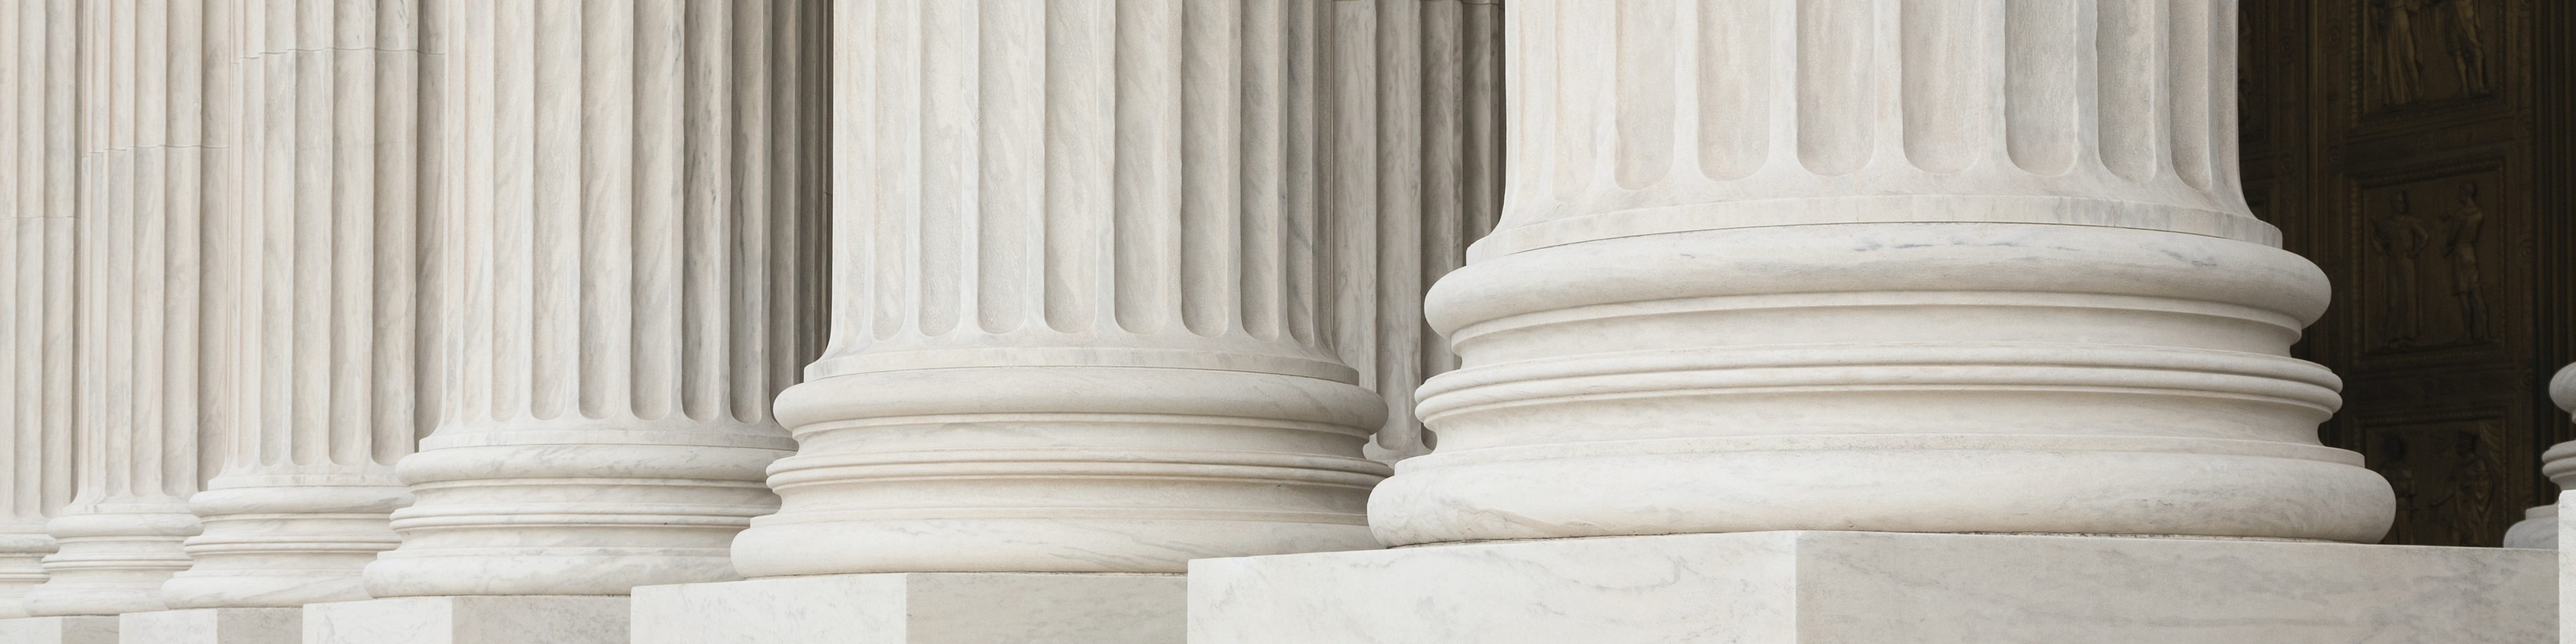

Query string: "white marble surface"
[1192, 531, 2553, 644]
[119, 608, 297, 644]
[0, 616, 118, 644]
[304, 596, 626, 644]
[633, 573, 1184, 644]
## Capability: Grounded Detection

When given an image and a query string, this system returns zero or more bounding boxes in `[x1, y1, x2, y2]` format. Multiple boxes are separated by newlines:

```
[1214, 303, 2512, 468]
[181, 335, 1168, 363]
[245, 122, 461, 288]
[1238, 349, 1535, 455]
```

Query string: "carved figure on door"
[2447, 429, 2499, 546]
[2443, 182, 2491, 341]
[2374, 0, 2426, 106]
[2368, 191, 2432, 347]
[2443, 0, 2489, 95]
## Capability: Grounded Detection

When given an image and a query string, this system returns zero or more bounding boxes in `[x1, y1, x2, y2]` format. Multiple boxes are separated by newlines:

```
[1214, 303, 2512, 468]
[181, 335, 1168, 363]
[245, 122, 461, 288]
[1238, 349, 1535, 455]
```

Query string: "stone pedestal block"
[119, 608, 297, 644]
[0, 616, 117, 644]
[303, 596, 626, 644]
[631, 573, 1183, 644]
[1191, 531, 2552, 644]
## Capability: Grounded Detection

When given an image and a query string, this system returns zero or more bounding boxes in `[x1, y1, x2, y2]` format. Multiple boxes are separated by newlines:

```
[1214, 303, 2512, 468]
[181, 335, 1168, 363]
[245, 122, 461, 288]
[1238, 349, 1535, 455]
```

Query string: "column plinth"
[1368, 0, 2390, 545]
[25, 506, 197, 616]
[366, 429, 791, 596]
[162, 483, 409, 608]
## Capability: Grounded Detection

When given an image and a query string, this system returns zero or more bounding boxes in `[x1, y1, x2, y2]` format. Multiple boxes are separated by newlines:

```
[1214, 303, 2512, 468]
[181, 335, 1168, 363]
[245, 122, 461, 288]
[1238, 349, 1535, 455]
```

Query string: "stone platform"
[0, 616, 118, 644]
[1190, 531, 2553, 643]
[632, 573, 1185, 644]
[121, 608, 299, 644]
[303, 596, 627, 644]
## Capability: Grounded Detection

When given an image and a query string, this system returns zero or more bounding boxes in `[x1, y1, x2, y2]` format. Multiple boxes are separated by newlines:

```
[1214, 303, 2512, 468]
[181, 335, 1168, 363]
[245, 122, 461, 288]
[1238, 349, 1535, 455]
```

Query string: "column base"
[303, 596, 627, 644]
[1191, 531, 2553, 643]
[0, 616, 119, 644]
[631, 573, 1185, 644]
[120, 608, 299, 644]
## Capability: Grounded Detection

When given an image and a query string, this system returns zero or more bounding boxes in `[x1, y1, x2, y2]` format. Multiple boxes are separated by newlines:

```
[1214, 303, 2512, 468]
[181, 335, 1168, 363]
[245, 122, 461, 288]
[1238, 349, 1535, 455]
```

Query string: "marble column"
[0, 0, 80, 618]
[350, 0, 825, 602]
[22, 0, 238, 617]
[156, 0, 435, 610]
[1328, 0, 1507, 464]
[733, 0, 1403, 580]
[1368, 0, 2392, 545]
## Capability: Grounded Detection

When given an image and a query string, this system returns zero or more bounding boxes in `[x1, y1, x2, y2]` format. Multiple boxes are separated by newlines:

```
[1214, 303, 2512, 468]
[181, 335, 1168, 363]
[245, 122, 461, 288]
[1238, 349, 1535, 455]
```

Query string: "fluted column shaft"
[0, 0, 79, 618]
[361, 0, 825, 598]
[1482, 0, 2263, 251]
[1320, 0, 1505, 463]
[739, 0, 1446, 577]
[27, 0, 240, 616]
[162, 0, 435, 609]
[1371, 0, 2391, 546]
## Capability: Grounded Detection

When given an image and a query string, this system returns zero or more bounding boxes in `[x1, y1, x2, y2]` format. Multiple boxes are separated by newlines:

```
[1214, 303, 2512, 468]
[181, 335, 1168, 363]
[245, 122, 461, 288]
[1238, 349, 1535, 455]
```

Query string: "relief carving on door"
[2365, 419, 2506, 547]
[2277, 0, 2563, 549]
[2369, 0, 2493, 109]
[2440, 182, 2492, 341]
[2361, 175, 2500, 352]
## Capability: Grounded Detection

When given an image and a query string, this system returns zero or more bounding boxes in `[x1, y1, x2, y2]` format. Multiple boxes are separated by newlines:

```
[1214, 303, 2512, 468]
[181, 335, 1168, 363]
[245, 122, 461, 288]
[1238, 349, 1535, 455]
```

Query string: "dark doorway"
[2241, 0, 2576, 546]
